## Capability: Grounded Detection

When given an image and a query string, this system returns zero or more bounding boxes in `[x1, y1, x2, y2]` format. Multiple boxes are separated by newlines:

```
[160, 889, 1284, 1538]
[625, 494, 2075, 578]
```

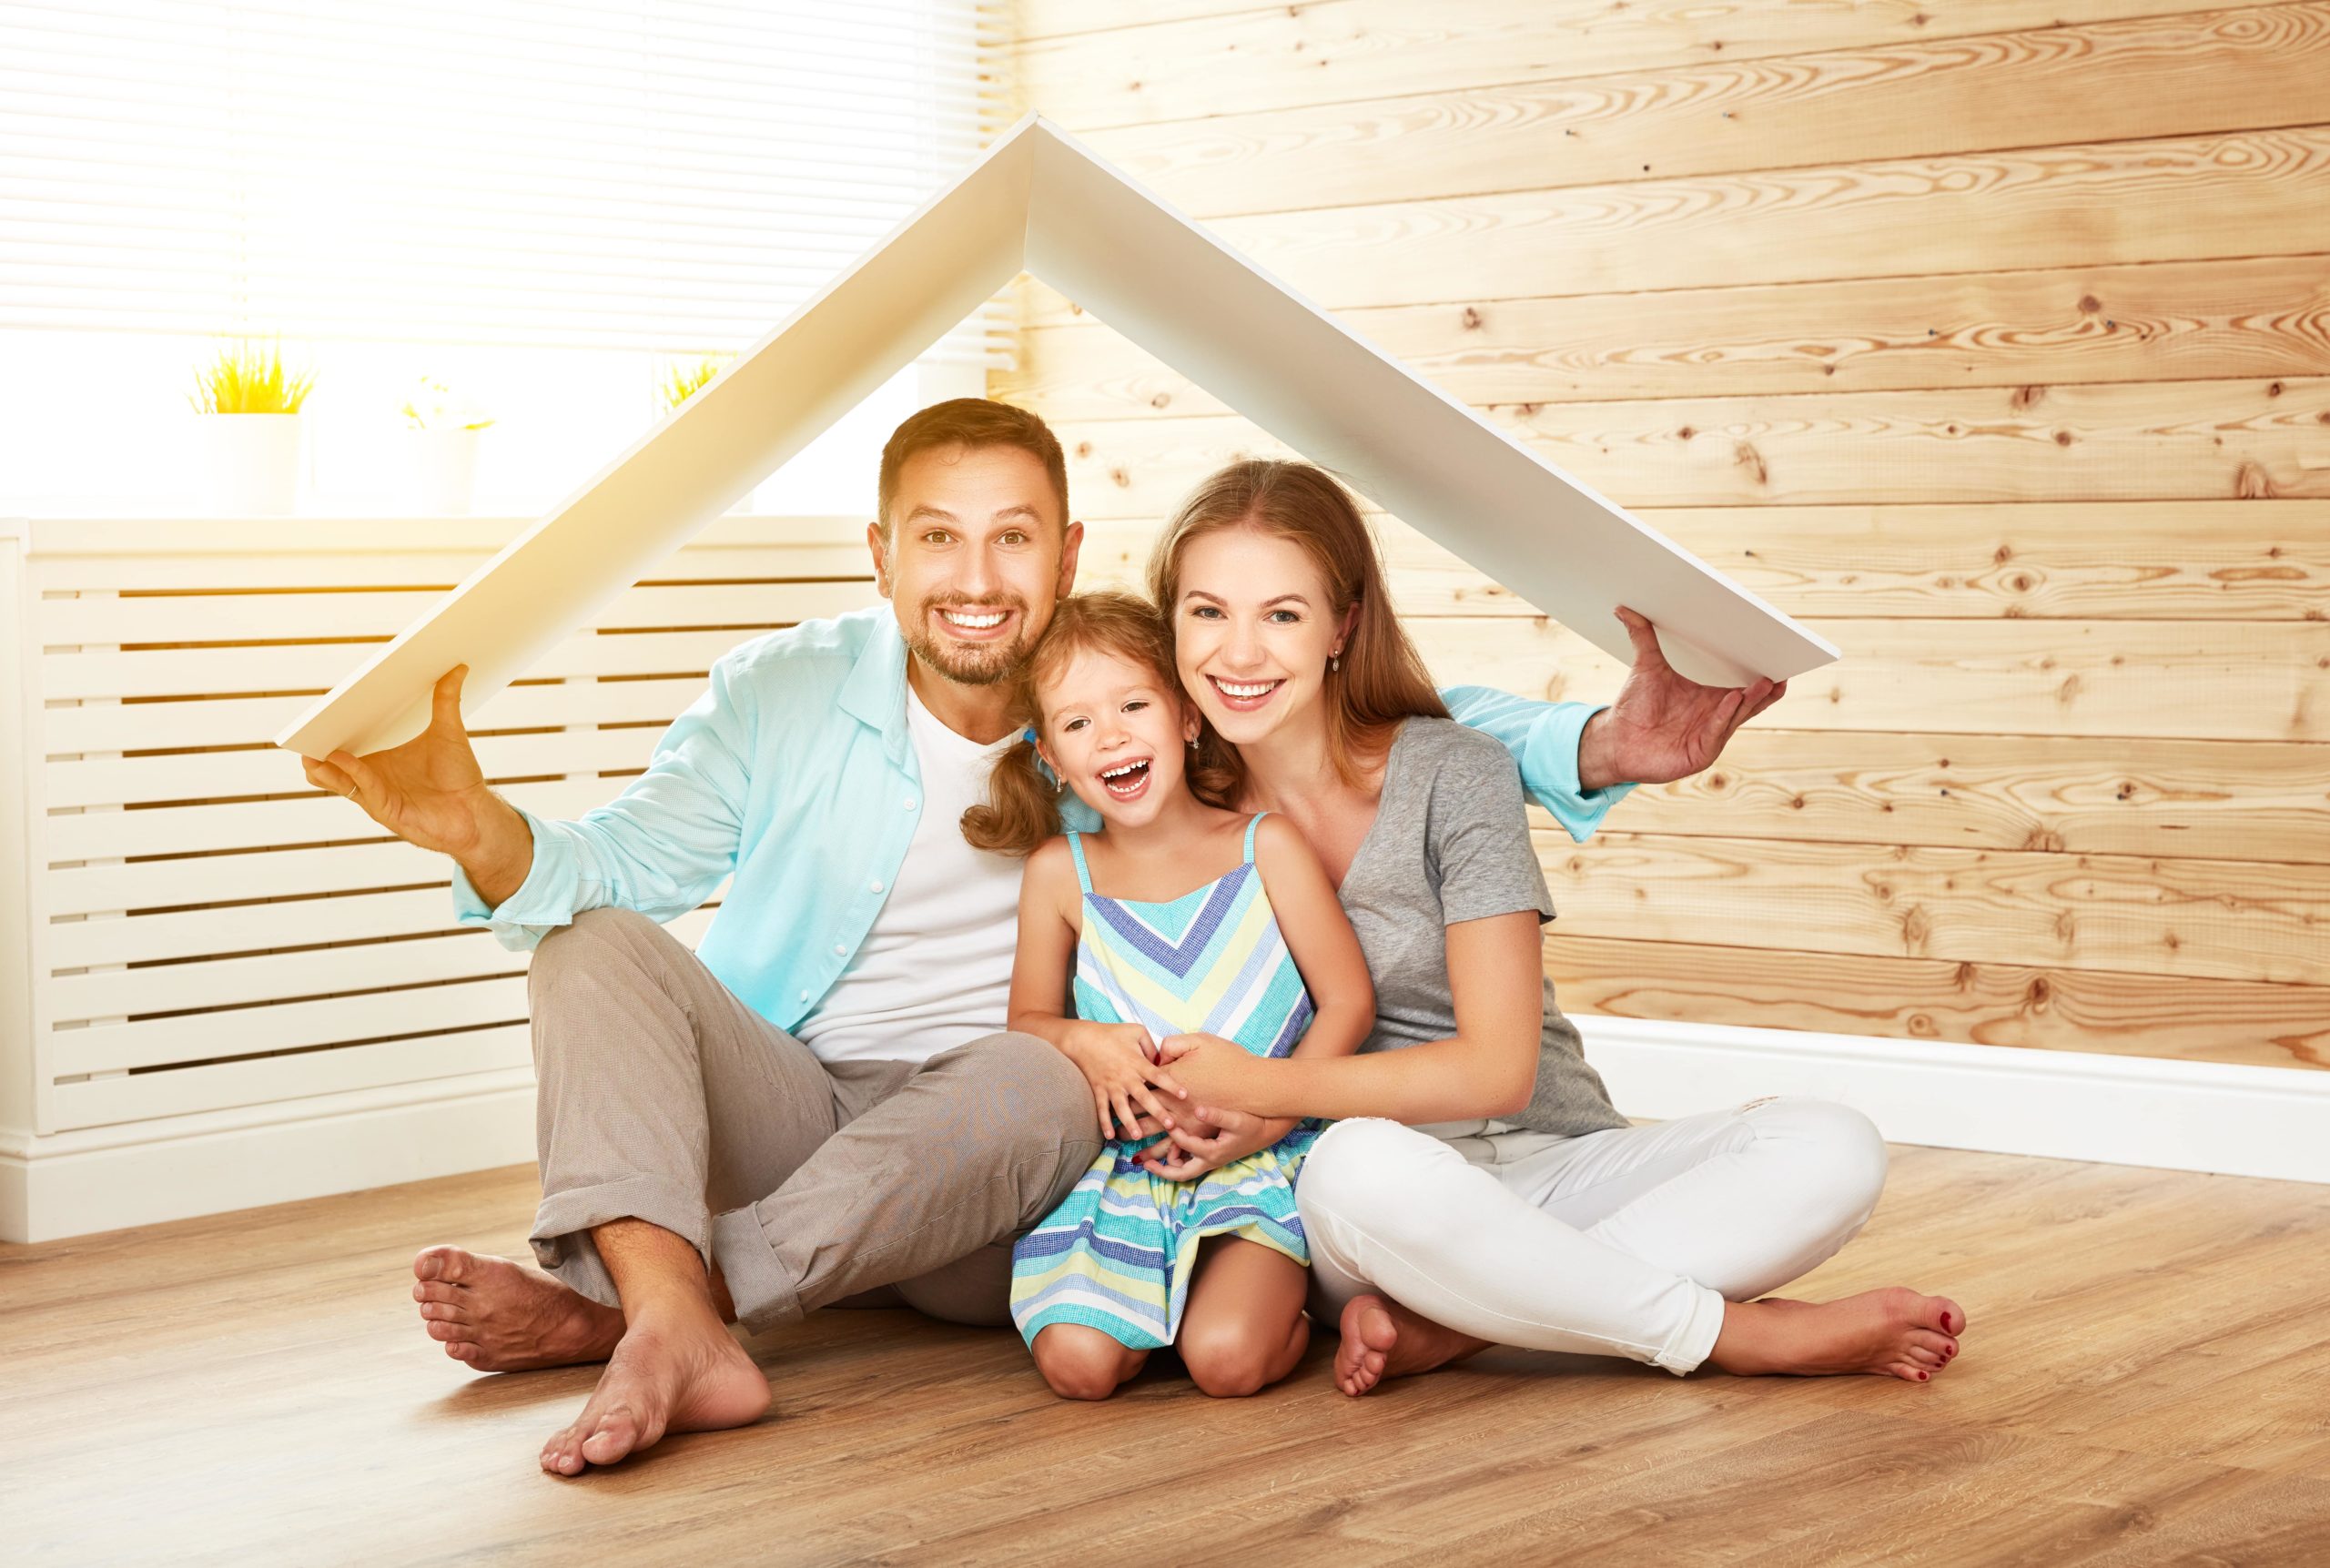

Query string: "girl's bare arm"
[1002, 838, 1083, 1046]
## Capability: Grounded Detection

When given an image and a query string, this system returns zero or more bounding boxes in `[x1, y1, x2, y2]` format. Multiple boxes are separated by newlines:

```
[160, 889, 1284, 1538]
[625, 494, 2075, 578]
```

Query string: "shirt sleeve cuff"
[1530, 703, 1637, 845]
[449, 806, 583, 952]
[1442, 892, 1555, 926]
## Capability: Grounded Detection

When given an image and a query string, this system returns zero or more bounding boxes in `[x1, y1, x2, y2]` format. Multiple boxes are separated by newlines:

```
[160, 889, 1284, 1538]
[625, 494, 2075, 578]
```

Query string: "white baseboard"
[5, 1027, 2322, 1245]
[0, 1068, 538, 1244]
[1580, 1017, 2330, 1186]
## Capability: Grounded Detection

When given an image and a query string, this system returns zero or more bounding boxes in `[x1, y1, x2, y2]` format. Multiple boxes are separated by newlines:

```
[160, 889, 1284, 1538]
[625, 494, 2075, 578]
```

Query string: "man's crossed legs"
[410, 908, 1101, 1474]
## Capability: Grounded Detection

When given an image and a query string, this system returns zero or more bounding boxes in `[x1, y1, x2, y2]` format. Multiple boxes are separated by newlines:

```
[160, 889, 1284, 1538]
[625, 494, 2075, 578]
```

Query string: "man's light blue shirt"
[453, 605, 1635, 1033]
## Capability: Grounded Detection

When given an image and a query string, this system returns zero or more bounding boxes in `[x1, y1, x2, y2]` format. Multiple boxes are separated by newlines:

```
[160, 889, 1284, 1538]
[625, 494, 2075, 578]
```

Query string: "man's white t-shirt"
[793, 682, 1024, 1064]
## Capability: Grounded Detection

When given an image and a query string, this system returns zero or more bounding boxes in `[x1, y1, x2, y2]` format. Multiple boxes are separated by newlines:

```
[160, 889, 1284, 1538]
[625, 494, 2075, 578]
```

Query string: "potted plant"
[188, 339, 313, 515]
[660, 356, 728, 414]
[400, 377, 494, 514]
[661, 355, 754, 511]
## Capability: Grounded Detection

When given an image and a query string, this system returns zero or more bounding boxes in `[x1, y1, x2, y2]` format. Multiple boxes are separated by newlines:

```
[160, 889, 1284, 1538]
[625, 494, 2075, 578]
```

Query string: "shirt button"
[903, 796, 917, 811]
[798, 989, 809, 1003]
[833, 943, 846, 956]
[870, 879, 885, 893]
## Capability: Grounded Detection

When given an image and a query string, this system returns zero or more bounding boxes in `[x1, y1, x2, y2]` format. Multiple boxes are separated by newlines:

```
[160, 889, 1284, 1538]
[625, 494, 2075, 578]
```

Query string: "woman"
[1134, 460, 1967, 1394]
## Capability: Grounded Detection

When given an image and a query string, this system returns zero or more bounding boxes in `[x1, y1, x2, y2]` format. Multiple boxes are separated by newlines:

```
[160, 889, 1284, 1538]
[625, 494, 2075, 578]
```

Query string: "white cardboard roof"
[278, 113, 1837, 760]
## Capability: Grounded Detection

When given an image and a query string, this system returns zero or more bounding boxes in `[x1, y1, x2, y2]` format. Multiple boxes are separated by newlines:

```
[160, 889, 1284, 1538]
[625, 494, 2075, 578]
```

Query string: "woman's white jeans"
[1293, 1096, 1890, 1376]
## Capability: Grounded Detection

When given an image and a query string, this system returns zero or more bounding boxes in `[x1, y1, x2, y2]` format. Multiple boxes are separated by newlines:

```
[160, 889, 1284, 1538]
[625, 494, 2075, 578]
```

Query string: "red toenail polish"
[1917, 1371, 1929, 1381]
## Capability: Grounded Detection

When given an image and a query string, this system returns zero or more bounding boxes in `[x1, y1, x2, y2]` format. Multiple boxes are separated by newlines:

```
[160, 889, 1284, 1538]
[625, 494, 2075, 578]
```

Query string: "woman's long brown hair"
[960, 591, 1209, 857]
[1146, 460, 1446, 806]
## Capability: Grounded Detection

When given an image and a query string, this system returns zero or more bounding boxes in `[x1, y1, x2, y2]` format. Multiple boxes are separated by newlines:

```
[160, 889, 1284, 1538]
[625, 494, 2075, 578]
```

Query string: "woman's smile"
[1204, 674, 1285, 713]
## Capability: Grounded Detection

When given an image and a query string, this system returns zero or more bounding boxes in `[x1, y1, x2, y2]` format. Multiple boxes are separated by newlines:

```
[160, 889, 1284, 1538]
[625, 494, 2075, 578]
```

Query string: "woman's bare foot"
[538, 1297, 771, 1475]
[1332, 1294, 1491, 1397]
[1707, 1286, 1965, 1382]
[411, 1245, 625, 1371]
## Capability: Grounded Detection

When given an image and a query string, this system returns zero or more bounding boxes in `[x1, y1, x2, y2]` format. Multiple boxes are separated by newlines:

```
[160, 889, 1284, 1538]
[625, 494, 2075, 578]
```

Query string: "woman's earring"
[1330, 651, 1342, 673]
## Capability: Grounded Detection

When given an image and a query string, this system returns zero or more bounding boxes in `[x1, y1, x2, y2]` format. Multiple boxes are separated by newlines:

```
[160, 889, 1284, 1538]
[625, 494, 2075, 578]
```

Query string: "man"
[301, 399, 1780, 1475]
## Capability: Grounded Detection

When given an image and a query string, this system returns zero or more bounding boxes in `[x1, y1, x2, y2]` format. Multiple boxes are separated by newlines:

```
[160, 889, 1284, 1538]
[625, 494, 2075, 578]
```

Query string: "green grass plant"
[189, 339, 314, 415]
[660, 356, 730, 411]
[400, 377, 493, 430]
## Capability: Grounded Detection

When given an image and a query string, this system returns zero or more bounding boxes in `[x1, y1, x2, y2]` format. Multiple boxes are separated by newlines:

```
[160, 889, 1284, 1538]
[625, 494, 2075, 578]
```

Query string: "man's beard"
[900, 592, 1035, 686]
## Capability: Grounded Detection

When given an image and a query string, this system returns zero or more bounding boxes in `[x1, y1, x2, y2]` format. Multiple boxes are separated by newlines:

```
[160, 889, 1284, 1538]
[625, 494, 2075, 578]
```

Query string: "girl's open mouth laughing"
[1098, 757, 1152, 801]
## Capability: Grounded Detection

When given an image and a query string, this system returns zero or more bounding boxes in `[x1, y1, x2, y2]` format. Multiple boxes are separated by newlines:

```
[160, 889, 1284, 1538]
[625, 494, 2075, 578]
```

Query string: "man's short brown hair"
[876, 398, 1069, 544]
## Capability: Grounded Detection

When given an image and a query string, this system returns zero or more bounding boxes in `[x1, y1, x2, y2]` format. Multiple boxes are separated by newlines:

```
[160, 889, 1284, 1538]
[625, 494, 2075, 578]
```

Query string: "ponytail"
[960, 731, 1063, 857]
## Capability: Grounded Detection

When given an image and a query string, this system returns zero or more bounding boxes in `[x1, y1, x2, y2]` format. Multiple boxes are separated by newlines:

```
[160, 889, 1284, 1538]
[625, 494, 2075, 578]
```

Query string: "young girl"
[962, 591, 1373, 1401]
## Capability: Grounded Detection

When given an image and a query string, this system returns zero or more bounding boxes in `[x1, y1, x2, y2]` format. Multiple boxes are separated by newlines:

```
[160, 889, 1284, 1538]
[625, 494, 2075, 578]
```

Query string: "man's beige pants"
[523, 908, 1102, 1334]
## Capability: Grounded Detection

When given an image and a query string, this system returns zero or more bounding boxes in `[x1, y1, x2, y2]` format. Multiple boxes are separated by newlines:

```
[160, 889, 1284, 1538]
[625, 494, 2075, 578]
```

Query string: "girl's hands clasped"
[1135, 1105, 1298, 1182]
[1152, 1031, 1266, 1110]
[1062, 1020, 1190, 1139]
[1133, 1033, 1298, 1180]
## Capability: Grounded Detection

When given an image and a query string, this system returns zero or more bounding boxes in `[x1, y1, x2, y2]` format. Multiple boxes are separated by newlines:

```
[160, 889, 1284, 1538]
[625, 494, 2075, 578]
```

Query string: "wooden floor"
[5, 1141, 2329, 1567]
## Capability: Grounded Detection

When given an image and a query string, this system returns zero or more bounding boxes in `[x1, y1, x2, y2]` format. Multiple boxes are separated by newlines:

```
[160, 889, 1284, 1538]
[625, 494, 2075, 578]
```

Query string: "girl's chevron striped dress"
[1009, 814, 1326, 1351]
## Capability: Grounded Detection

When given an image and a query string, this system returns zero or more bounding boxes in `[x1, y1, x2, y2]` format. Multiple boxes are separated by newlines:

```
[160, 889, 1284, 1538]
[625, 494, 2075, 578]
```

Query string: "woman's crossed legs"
[1295, 1097, 1966, 1395]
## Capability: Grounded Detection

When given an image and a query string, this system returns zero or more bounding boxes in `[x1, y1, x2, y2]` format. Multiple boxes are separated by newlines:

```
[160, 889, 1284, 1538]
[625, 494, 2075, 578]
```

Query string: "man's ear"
[866, 520, 893, 598]
[1055, 519, 1085, 598]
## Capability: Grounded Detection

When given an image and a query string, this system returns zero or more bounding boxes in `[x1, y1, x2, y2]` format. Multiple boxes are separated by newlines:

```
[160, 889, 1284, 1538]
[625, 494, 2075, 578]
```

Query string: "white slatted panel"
[27, 516, 862, 1131]
[42, 677, 714, 754]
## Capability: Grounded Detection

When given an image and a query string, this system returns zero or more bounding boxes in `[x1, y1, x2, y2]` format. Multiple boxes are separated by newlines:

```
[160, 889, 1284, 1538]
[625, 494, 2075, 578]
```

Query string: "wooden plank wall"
[1002, 2, 2330, 1074]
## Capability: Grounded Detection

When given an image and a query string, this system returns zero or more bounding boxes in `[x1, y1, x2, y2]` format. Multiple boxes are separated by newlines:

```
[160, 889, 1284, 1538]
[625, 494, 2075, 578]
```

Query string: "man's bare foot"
[1707, 1286, 1965, 1382]
[1332, 1294, 1491, 1398]
[411, 1245, 625, 1371]
[538, 1297, 771, 1475]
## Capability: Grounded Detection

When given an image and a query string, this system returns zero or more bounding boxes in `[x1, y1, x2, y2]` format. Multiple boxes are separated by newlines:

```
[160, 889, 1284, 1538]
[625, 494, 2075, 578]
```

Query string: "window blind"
[0, 0, 1015, 361]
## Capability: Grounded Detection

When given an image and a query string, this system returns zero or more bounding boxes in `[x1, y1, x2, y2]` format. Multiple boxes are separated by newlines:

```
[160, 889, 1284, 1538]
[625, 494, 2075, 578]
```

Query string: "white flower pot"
[406, 428, 482, 515]
[196, 413, 303, 516]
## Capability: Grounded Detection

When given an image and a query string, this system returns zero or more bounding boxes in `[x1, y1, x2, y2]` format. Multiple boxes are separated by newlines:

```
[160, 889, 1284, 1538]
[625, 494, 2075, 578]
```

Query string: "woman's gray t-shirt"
[1332, 716, 1629, 1138]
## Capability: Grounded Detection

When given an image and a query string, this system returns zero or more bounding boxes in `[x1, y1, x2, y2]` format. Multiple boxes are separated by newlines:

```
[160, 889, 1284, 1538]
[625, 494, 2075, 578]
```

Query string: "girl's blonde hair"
[1146, 460, 1447, 806]
[961, 591, 1206, 857]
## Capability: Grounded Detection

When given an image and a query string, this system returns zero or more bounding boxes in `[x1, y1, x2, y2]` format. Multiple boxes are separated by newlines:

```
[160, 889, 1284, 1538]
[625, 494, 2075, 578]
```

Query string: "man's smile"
[931, 603, 1018, 640]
